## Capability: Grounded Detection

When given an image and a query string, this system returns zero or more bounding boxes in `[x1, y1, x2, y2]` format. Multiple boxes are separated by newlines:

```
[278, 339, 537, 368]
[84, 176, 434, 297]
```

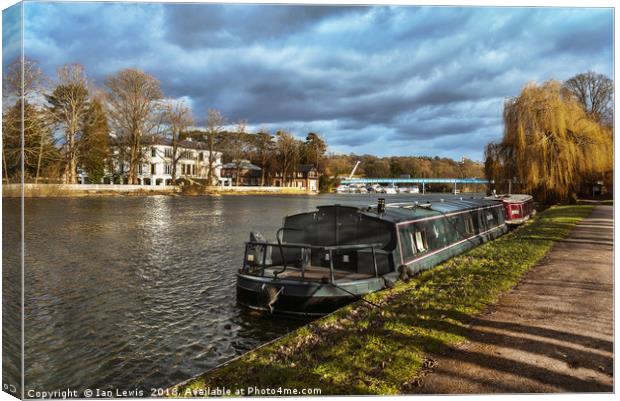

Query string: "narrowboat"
[487, 194, 536, 225]
[236, 198, 508, 316]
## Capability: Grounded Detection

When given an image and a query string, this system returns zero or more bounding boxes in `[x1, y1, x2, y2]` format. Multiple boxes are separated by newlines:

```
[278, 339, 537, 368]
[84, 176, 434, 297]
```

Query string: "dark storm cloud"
[2, 3, 21, 74]
[162, 4, 359, 48]
[20, 3, 613, 159]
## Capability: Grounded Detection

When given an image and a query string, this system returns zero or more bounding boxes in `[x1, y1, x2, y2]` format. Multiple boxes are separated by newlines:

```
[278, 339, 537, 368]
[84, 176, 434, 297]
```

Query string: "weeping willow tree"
[485, 80, 612, 203]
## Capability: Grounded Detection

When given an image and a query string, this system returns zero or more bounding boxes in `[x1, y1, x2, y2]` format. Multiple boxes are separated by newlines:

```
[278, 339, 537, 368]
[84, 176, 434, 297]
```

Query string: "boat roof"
[485, 194, 533, 203]
[312, 198, 503, 224]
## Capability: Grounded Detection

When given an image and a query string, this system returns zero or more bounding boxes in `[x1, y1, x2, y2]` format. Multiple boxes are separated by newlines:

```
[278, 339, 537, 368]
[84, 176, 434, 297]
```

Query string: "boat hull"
[236, 273, 388, 316]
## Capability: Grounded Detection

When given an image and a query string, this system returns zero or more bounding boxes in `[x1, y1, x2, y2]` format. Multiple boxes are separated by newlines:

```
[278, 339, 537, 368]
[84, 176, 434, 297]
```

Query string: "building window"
[192, 165, 196, 175]
[151, 163, 156, 175]
[151, 147, 156, 157]
[164, 148, 172, 158]
[138, 164, 143, 174]
[165, 164, 171, 174]
[199, 152, 204, 161]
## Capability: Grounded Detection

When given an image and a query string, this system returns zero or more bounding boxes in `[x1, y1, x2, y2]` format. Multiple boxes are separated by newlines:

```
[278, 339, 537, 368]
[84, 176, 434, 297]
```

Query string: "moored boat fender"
[398, 264, 417, 282]
[260, 284, 283, 314]
[383, 276, 397, 289]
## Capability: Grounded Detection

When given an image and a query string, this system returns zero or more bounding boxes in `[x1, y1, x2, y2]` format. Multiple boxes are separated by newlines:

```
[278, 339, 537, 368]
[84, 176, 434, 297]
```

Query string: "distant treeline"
[321, 154, 485, 191]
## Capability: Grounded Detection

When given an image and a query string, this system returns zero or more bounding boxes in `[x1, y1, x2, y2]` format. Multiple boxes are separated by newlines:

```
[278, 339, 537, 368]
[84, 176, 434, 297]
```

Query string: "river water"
[2, 193, 481, 393]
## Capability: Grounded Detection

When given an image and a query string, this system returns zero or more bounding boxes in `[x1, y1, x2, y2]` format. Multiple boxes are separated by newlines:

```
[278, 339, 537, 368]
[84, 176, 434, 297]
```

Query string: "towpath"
[415, 205, 613, 393]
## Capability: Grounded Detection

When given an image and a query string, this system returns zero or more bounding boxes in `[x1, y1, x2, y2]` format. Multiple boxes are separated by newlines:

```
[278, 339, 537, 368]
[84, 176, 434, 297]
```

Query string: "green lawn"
[174, 205, 593, 396]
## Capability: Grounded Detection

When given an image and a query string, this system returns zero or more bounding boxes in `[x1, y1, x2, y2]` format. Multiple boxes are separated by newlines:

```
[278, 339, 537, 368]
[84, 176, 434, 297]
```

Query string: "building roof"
[144, 136, 213, 151]
[222, 160, 262, 171]
[299, 164, 318, 172]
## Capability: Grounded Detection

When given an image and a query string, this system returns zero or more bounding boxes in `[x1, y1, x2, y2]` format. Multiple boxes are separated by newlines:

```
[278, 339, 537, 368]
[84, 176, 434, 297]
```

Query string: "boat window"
[408, 232, 416, 254]
[414, 231, 427, 252]
[493, 207, 503, 224]
[400, 225, 428, 260]
[450, 216, 468, 239]
[399, 226, 415, 259]
[427, 218, 455, 250]
[465, 216, 475, 235]
[485, 210, 496, 227]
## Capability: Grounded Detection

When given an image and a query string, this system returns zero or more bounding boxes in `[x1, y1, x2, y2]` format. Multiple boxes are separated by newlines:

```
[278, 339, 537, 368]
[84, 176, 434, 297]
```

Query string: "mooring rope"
[329, 282, 382, 309]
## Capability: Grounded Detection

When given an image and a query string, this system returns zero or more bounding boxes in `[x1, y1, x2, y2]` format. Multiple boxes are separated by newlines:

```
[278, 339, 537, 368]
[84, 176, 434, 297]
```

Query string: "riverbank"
[172, 205, 594, 396]
[181, 185, 317, 196]
[1, 184, 316, 197]
[2, 183, 176, 197]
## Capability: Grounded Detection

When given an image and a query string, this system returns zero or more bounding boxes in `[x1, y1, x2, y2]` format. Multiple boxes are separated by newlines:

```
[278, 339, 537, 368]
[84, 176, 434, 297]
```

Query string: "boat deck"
[262, 265, 375, 282]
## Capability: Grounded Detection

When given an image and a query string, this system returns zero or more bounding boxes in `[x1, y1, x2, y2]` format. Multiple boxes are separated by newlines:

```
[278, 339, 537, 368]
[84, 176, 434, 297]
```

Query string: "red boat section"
[500, 194, 535, 225]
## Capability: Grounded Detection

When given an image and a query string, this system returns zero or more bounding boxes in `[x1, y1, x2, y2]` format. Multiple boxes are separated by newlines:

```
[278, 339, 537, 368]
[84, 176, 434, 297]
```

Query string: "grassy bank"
[175, 205, 593, 396]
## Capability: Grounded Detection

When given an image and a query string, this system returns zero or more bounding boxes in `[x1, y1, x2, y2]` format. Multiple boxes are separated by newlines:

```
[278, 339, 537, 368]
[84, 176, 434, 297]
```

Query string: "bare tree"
[105, 69, 163, 184]
[204, 109, 226, 185]
[565, 71, 613, 126]
[276, 130, 300, 187]
[3, 56, 47, 103]
[162, 99, 193, 183]
[227, 120, 249, 186]
[46, 64, 90, 183]
[252, 129, 275, 186]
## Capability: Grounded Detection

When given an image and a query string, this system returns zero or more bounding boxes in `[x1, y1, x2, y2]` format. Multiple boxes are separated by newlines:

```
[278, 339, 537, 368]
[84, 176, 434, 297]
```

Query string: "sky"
[2, 2, 614, 160]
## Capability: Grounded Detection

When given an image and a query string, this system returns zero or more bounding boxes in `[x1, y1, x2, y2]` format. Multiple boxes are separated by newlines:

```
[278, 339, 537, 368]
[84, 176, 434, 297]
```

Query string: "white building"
[97, 137, 223, 186]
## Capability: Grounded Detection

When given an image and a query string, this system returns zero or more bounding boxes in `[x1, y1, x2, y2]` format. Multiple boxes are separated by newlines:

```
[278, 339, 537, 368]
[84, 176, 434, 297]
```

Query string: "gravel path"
[415, 205, 613, 393]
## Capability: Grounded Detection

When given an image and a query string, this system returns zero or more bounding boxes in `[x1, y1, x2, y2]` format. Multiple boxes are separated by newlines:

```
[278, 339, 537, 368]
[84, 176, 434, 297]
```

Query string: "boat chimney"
[377, 198, 386, 214]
